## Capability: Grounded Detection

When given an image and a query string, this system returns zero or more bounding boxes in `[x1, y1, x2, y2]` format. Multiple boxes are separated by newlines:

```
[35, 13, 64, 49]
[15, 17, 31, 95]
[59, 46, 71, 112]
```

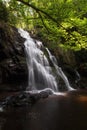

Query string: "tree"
[2, 0, 87, 51]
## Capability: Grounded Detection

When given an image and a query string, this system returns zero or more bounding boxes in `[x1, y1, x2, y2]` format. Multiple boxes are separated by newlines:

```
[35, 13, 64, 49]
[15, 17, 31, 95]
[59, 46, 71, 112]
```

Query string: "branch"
[17, 0, 59, 26]
[16, 0, 83, 47]
[38, 12, 50, 33]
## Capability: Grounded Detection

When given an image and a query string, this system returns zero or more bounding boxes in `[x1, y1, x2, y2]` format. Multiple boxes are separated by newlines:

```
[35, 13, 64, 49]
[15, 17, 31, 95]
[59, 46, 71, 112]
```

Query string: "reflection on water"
[77, 95, 87, 102]
[0, 90, 87, 130]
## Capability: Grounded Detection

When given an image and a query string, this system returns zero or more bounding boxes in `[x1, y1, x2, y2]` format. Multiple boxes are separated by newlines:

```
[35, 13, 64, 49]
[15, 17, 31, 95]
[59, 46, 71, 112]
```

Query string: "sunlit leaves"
[1, 0, 87, 51]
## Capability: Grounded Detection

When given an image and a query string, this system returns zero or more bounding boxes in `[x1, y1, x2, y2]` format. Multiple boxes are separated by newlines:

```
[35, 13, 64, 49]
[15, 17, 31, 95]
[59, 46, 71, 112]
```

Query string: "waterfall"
[18, 29, 74, 93]
[46, 48, 73, 90]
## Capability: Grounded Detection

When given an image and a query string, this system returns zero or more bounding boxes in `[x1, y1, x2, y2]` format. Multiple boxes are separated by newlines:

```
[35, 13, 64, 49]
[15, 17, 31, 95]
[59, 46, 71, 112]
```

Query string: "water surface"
[0, 90, 87, 130]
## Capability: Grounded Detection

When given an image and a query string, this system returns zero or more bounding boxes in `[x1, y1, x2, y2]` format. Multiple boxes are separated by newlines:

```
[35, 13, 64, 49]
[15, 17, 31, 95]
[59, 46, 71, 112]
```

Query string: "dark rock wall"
[0, 22, 28, 90]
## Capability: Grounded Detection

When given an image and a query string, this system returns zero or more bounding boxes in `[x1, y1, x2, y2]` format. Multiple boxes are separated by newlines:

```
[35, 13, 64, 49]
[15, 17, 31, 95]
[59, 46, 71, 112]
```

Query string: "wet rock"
[0, 22, 28, 91]
[0, 91, 50, 108]
[77, 63, 87, 77]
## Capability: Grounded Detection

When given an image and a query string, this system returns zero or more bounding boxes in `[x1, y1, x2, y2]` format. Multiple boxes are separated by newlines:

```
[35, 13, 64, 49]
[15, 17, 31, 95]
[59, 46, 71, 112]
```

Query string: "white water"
[75, 70, 80, 83]
[46, 48, 73, 91]
[0, 106, 3, 112]
[18, 29, 74, 93]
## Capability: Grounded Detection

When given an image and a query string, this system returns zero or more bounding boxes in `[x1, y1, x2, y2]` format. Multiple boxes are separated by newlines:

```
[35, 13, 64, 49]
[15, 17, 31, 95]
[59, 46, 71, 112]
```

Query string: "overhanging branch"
[38, 12, 50, 33]
[17, 0, 59, 26]
[16, 0, 83, 47]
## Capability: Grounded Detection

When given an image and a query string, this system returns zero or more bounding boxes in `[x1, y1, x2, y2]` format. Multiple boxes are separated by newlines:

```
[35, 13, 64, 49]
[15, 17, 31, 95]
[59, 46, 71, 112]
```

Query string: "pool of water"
[0, 90, 87, 130]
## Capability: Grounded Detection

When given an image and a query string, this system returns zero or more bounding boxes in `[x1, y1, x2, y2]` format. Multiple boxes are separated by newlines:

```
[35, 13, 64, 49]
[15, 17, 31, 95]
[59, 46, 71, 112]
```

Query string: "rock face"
[0, 22, 28, 91]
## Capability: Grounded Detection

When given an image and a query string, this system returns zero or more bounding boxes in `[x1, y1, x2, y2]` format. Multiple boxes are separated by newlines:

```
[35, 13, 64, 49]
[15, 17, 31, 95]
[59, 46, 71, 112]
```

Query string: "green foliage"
[0, 1, 9, 22]
[1, 0, 87, 51]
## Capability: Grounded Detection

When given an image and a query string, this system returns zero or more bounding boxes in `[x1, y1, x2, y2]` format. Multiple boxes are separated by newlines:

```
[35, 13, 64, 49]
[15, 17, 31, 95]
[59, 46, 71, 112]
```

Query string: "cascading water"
[46, 48, 73, 91]
[18, 29, 74, 93]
